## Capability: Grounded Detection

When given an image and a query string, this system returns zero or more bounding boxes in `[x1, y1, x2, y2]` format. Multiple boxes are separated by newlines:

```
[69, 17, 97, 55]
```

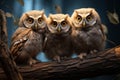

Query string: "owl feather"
[44, 14, 73, 62]
[71, 8, 107, 59]
[10, 10, 47, 65]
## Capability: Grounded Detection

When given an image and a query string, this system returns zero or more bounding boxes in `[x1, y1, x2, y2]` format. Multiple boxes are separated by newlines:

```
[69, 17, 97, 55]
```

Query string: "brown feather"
[71, 8, 107, 59]
[10, 10, 47, 65]
[44, 14, 73, 62]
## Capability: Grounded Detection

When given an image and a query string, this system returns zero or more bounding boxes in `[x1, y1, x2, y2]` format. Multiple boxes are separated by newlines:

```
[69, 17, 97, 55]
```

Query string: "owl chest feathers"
[44, 33, 73, 59]
[73, 26, 105, 52]
[24, 31, 44, 54]
[46, 33, 72, 48]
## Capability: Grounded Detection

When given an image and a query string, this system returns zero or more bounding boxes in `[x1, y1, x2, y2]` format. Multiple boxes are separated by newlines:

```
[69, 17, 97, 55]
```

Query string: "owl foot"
[61, 56, 70, 61]
[78, 53, 87, 60]
[90, 50, 98, 54]
[53, 55, 61, 63]
[28, 58, 39, 66]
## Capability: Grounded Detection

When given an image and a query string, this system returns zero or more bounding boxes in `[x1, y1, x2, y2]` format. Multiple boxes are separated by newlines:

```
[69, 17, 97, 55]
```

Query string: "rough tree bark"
[0, 46, 120, 80]
[0, 9, 23, 80]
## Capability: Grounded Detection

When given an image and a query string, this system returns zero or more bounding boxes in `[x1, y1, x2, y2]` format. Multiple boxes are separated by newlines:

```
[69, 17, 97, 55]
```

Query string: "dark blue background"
[0, 0, 120, 80]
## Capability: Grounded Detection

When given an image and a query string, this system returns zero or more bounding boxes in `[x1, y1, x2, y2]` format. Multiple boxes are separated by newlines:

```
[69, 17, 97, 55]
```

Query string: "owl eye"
[86, 15, 93, 21]
[61, 21, 67, 27]
[52, 21, 57, 27]
[77, 15, 82, 22]
[38, 18, 43, 24]
[27, 18, 34, 24]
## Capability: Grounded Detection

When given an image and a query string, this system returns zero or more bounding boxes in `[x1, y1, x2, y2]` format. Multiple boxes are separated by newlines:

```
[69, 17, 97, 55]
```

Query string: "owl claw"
[61, 56, 70, 60]
[28, 58, 38, 66]
[53, 56, 61, 63]
[90, 50, 98, 54]
[78, 53, 87, 60]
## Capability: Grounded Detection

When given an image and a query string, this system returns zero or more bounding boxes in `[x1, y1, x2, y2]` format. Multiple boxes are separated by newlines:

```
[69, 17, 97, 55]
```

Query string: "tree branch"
[0, 45, 120, 80]
[0, 9, 23, 80]
[0, 9, 8, 44]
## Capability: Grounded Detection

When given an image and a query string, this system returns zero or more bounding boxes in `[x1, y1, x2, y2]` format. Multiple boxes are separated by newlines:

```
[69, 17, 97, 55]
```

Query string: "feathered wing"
[100, 24, 107, 41]
[10, 27, 31, 59]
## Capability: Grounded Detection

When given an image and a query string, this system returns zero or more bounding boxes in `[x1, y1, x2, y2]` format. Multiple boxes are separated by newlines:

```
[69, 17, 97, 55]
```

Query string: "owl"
[71, 8, 106, 59]
[10, 10, 47, 65]
[44, 14, 73, 62]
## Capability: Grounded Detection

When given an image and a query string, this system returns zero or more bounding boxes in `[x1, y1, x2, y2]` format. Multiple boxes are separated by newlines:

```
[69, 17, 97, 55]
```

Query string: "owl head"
[71, 8, 101, 29]
[47, 14, 72, 34]
[19, 10, 47, 32]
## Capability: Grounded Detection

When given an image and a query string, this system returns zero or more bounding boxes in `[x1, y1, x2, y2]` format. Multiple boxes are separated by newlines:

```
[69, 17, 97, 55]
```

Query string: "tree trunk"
[0, 9, 23, 80]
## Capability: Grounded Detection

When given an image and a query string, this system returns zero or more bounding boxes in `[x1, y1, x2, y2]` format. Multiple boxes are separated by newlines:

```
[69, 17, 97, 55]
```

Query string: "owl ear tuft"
[65, 14, 70, 19]
[65, 14, 69, 17]
[74, 10, 78, 14]
[90, 9, 94, 14]
[41, 10, 45, 15]
[65, 14, 72, 25]
[19, 13, 28, 27]
[40, 10, 47, 19]
[24, 13, 29, 18]
[49, 14, 53, 19]
[47, 14, 53, 24]
[49, 14, 53, 17]
[71, 10, 78, 18]
[90, 8, 96, 15]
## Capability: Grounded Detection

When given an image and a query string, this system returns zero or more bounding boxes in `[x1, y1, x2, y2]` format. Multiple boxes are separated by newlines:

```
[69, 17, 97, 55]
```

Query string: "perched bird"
[71, 8, 106, 59]
[44, 14, 73, 62]
[10, 10, 47, 65]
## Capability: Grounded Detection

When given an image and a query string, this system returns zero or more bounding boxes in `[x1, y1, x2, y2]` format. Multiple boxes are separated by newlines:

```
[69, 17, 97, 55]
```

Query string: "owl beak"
[57, 27, 61, 32]
[32, 24, 38, 31]
[35, 24, 38, 29]
[82, 21, 86, 27]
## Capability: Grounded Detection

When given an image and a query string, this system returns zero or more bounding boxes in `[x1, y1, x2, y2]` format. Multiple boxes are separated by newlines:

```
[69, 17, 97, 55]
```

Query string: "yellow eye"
[61, 21, 67, 27]
[86, 15, 92, 21]
[52, 21, 57, 27]
[77, 15, 82, 22]
[38, 18, 43, 23]
[27, 18, 34, 24]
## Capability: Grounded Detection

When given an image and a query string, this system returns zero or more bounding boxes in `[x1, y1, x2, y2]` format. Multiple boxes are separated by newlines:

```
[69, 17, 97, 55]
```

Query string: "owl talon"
[90, 50, 98, 54]
[53, 56, 61, 63]
[61, 56, 70, 60]
[28, 58, 38, 66]
[78, 53, 87, 60]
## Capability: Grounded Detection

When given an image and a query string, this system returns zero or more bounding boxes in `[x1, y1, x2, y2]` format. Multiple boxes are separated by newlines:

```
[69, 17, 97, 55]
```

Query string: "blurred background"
[0, 0, 120, 80]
